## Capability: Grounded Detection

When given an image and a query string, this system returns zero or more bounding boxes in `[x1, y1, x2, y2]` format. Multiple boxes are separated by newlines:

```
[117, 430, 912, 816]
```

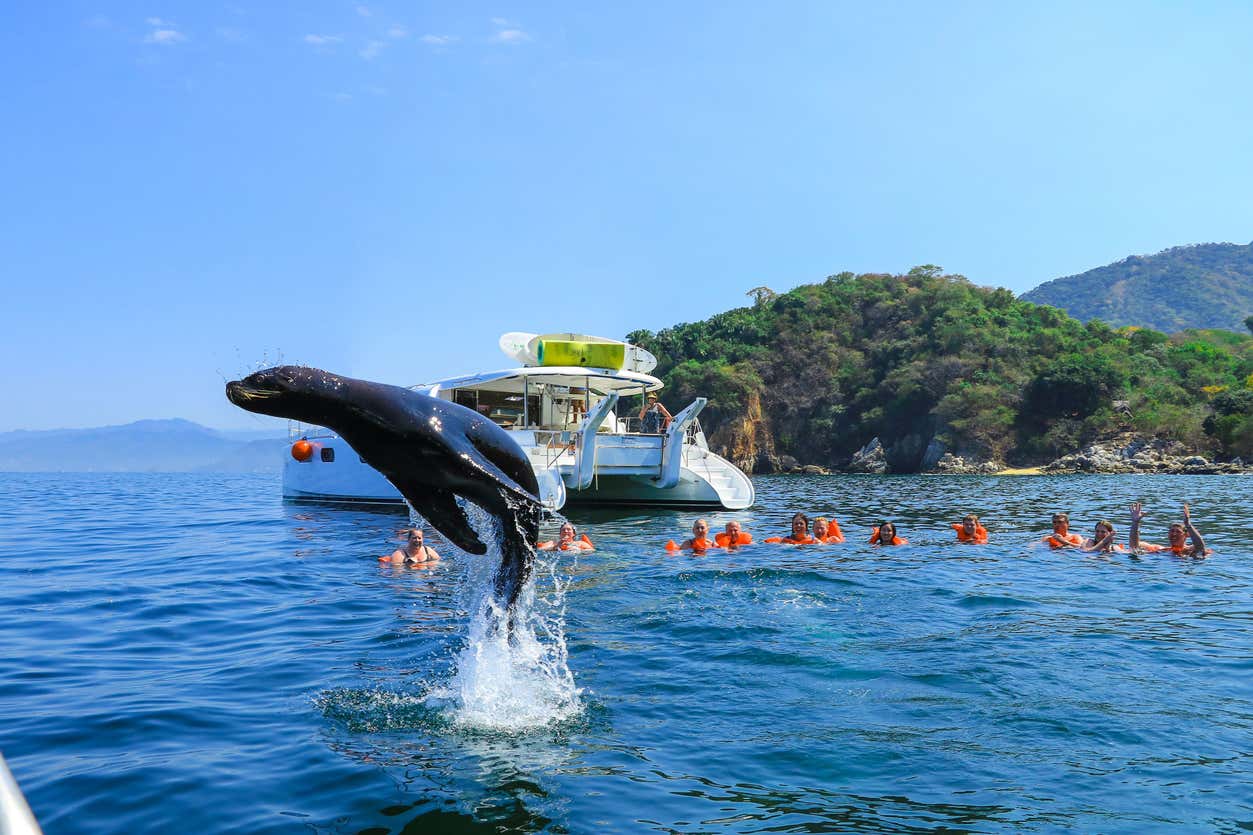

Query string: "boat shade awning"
[412, 367, 663, 396]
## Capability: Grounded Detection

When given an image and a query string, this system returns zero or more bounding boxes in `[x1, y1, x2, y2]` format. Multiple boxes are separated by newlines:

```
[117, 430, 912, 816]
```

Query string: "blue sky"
[3, 1, 1251, 431]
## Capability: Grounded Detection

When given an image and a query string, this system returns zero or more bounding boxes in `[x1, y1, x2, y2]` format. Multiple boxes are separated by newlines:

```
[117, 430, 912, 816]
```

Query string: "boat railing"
[287, 420, 336, 441]
[532, 430, 573, 471]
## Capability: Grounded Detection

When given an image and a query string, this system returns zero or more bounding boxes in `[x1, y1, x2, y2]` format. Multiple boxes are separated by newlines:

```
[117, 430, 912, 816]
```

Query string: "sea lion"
[225, 366, 541, 610]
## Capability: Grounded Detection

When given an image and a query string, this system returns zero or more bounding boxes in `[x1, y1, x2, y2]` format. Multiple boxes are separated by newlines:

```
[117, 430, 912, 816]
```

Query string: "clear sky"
[3, 1, 1251, 431]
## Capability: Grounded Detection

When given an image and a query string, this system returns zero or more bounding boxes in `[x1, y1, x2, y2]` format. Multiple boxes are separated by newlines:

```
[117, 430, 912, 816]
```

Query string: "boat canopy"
[413, 366, 663, 397]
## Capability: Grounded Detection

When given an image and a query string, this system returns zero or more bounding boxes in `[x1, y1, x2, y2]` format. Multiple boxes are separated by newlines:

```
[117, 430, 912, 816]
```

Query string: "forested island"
[1021, 242, 1253, 333]
[629, 267, 1252, 474]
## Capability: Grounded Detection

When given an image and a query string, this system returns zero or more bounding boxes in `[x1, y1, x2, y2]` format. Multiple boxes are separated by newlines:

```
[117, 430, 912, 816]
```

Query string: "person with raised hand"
[1129, 502, 1211, 558]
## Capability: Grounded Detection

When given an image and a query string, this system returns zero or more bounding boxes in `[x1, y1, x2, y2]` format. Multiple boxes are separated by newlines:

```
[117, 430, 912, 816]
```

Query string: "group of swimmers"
[379, 501, 1209, 566]
[380, 520, 597, 566]
[665, 502, 1209, 557]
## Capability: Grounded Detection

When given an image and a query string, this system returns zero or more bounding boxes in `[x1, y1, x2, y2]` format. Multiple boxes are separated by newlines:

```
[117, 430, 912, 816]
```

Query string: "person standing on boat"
[380, 528, 440, 565]
[638, 393, 673, 434]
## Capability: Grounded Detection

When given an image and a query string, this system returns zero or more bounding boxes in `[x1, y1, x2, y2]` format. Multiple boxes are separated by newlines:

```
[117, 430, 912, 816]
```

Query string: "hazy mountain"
[0, 419, 288, 472]
[1021, 241, 1253, 332]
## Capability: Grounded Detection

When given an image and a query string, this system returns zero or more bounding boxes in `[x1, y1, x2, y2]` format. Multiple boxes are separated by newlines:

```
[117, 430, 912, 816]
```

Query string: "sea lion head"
[225, 365, 356, 424]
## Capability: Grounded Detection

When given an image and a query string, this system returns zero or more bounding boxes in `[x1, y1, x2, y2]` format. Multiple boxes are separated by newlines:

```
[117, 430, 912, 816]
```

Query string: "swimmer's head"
[813, 517, 830, 537]
[1168, 522, 1187, 544]
[692, 519, 709, 538]
[1051, 513, 1070, 533]
[558, 522, 577, 542]
[791, 513, 809, 535]
[962, 514, 979, 532]
[878, 521, 897, 541]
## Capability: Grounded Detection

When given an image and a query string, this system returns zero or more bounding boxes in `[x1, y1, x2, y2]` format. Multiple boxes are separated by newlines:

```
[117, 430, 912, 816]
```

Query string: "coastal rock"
[1043, 434, 1252, 474]
[711, 390, 777, 474]
[753, 451, 781, 474]
[801, 464, 829, 475]
[778, 455, 802, 473]
[931, 452, 1003, 474]
[919, 438, 947, 472]
[848, 438, 889, 474]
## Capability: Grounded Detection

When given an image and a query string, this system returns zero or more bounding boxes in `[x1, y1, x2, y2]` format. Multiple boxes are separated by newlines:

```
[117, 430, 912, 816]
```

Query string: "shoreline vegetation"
[630, 267, 1252, 476]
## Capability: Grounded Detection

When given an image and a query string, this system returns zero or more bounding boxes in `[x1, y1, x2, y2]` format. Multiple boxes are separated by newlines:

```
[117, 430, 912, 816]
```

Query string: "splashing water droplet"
[424, 502, 582, 731]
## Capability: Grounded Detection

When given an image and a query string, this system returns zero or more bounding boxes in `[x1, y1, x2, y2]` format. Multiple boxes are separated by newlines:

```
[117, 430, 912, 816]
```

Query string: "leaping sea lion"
[225, 366, 541, 611]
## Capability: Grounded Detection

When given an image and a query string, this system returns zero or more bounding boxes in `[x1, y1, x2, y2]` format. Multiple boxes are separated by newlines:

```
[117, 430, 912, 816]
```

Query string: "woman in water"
[380, 528, 440, 565]
[1078, 520, 1123, 554]
[868, 521, 906, 546]
[765, 513, 817, 544]
[538, 522, 595, 552]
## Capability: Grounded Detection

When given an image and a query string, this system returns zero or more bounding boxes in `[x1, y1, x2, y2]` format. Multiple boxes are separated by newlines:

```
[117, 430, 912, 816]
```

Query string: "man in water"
[1044, 513, 1083, 549]
[715, 520, 753, 547]
[380, 528, 440, 565]
[952, 514, 988, 544]
[1129, 502, 1210, 557]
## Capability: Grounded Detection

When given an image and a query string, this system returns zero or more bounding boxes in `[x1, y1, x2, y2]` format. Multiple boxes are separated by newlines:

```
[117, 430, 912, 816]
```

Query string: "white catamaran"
[281, 332, 755, 511]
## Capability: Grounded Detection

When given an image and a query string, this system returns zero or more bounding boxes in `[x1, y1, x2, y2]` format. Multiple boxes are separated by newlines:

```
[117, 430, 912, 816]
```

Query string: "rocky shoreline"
[746, 434, 1251, 476]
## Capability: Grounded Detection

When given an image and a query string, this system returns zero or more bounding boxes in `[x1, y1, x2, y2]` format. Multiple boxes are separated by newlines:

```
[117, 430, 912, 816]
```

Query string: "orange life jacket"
[953, 523, 988, 544]
[816, 521, 845, 543]
[667, 537, 717, 551]
[765, 534, 817, 544]
[714, 531, 753, 546]
[1046, 532, 1083, 549]
[869, 527, 906, 546]
[540, 534, 595, 551]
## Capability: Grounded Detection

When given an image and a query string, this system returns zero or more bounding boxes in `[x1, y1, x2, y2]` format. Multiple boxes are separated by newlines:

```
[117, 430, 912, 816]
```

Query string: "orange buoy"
[291, 440, 314, 462]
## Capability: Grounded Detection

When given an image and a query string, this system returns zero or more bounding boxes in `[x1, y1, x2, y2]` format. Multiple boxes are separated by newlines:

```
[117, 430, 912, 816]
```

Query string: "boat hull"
[281, 436, 748, 509]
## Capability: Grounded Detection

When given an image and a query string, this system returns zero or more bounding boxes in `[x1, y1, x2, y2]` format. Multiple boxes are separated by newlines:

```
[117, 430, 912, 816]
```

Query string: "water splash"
[425, 502, 582, 731]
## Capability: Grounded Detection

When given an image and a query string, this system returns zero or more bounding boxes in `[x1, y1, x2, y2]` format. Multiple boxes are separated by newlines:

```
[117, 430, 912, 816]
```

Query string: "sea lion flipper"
[460, 441, 542, 508]
[391, 482, 487, 555]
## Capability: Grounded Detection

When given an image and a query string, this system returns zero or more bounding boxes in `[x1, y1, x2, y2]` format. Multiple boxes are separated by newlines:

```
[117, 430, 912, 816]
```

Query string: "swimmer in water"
[1129, 502, 1211, 558]
[677, 519, 716, 551]
[538, 522, 595, 552]
[869, 521, 906, 546]
[812, 516, 845, 543]
[952, 513, 988, 544]
[1044, 512, 1083, 549]
[380, 527, 440, 566]
[765, 513, 817, 544]
[1078, 520, 1122, 554]
[715, 520, 753, 548]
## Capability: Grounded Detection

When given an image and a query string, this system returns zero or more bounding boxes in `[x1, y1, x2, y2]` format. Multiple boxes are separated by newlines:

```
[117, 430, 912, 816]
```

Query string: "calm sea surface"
[1, 472, 1250, 834]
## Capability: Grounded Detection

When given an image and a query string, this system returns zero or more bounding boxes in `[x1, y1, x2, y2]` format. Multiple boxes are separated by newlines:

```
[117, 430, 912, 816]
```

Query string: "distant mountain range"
[0, 419, 288, 472]
[1022, 241, 1253, 333]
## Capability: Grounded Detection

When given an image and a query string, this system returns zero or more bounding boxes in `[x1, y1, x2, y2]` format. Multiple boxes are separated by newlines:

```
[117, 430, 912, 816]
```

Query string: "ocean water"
[1, 472, 1250, 834]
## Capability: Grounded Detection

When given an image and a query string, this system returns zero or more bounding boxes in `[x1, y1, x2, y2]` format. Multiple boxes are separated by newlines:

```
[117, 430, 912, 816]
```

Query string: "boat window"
[453, 390, 477, 410]
[474, 389, 524, 428]
[320, 447, 335, 463]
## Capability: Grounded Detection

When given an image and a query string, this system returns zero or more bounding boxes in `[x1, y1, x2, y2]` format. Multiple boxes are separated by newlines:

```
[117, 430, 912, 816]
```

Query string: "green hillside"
[1021, 242, 1253, 333]
[630, 267, 1253, 472]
